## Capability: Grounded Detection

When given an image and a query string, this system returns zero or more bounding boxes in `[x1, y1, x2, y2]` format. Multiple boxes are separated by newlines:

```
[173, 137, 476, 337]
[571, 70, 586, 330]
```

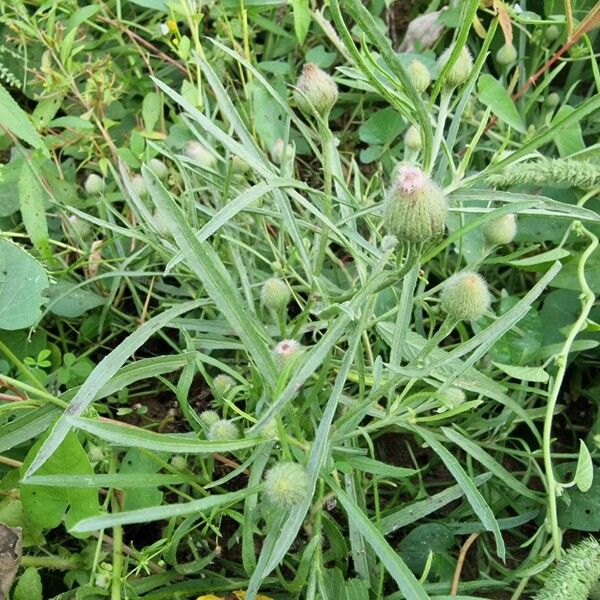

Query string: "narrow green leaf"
[328, 479, 430, 600]
[405, 425, 505, 560]
[21, 473, 191, 488]
[477, 74, 525, 133]
[71, 487, 258, 532]
[68, 417, 262, 454]
[18, 162, 50, 258]
[23, 299, 204, 478]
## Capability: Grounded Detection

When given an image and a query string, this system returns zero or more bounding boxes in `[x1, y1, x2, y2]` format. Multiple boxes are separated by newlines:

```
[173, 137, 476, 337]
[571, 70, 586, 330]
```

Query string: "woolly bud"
[212, 374, 235, 398]
[496, 43, 518, 65]
[185, 141, 216, 168]
[231, 155, 249, 174]
[545, 93, 560, 108]
[545, 25, 560, 42]
[152, 208, 170, 236]
[199, 410, 220, 427]
[482, 213, 517, 246]
[273, 339, 302, 363]
[380, 235, 398, 252]
[261, 278, 290, 311]
[208, 419, 239, 441]
[84, 173, 106, 195]
[262, 418, 279, 440]
[440, 271, 491, 321]
[270, 139, 294, 165]
[87, 446, 105, 463]
[66, 215, 91, 239]
[293, 63, 338, 116]
[438, 46, 473, 89]
[436, 386, 466, 413]
[263, 461, 309, 509]
[407, 60, 430, 94]
[170, 455, 188, 471]
[404, 125, 422, 151]
[383, 165, 447, 244]
[148, 158, 169, 181]
[130, 174, 148, 198]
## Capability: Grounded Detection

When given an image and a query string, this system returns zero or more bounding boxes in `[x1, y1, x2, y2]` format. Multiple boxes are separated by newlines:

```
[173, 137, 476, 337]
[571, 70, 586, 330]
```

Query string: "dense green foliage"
[1, 0, 600, 598]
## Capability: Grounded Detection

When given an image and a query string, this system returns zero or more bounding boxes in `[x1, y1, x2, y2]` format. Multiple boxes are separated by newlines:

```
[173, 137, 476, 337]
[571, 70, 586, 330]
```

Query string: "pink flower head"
[394, 165, 425, 193]
[274, 339, 301, 362]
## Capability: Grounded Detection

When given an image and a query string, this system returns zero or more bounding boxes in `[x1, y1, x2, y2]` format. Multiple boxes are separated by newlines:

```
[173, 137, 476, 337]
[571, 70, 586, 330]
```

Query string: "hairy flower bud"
[294, 63, 338, 116]
[270, 138, 294, 165]
[130, 174, 148, 198]
[213, 374, 235, 398]
[84, 173, 106, 195]
[273, 339, 302, 364]
[438, 46, 473, 89]
[436, 386, 466, 413]
[482, 213, 517, 246]
[404, 125, 422, 151]
[440, 271, 491, 321]
[148, 158, 169, 181]
[170, 455, 188, 471]
[263, 461, 309, 509]
[545, 25, 560, 42]
[185, 141, 216, 168]
[496, 43, 518, 65]
[231, 155, 249, 174]
[383, 165, 447, 244]
[208, 419, 239, 441]
[66, 215, 91, 239]
[261, 278, 290, 311]
[407, 60, 430, 94]
[545, 92, 560, 108]
[199, 410, 220, 427]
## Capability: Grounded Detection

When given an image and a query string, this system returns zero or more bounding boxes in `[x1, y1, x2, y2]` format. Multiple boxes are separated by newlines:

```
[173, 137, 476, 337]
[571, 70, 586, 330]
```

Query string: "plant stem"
[411, 316, 458, 365]
[0, 340, 47, 392]
[110, 453, 124, 600]
[21, 555, 81, 570]
[543, 221, 598, 561]
[314, 120, 333, 277]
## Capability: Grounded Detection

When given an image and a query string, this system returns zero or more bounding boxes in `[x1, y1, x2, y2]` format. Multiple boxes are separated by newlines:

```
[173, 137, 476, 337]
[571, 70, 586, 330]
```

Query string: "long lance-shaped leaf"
[22, 299, 203, 478]
[143, 166, 278, 387]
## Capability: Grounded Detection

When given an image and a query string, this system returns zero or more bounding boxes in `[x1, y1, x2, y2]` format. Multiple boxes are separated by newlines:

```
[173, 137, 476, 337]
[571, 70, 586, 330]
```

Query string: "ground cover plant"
[1, 0, 600, 598]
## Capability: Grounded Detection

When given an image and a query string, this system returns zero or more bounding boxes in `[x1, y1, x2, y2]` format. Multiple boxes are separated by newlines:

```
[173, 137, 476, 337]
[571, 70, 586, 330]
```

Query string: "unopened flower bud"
[404, 125, 422, 151]
[185, 141, 217, 168]
[440, 271, 491, 321]
[383, 165, 447, 244]
[199, 410, 220, 427]
[482, 213, 517, 246]
[170, 455, 188, 471]
[496, 43, 518, 65]
[436, 386, 466, 413]
[438, 46, 473, 89]
[294, 63, 338, 116]
[152, 208, 170, 236]
[87, 446, 105, 463]
[270, 139, 294, 165]
[261, 278, 290, 311]
[208, 419, 240, 441]
[263, 461, 309, 509]
[130, 174, 148, 198]
[545, 93, 560, 108]
[212, 374, 235, 398]
[148, 158, 169, 181]
[231, 155, 249, 174]
[380, 235, 398, 251]
[84, 173, 106, 195]
[66, 215, 91, 239]
[273, 339, 302, 363]
[545, 25, 560, 41]
[407, 60, 430, 94]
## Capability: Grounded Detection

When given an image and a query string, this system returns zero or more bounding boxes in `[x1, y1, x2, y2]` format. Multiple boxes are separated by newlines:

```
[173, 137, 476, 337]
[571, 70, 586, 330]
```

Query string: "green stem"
[314, 120, 333, 277]
[0, 373, 66, 408]
[110, 453, 124, 600]
[0, 339, 47, 392]
[390, 263, 419, 366]
[543, 221, 598, 561]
